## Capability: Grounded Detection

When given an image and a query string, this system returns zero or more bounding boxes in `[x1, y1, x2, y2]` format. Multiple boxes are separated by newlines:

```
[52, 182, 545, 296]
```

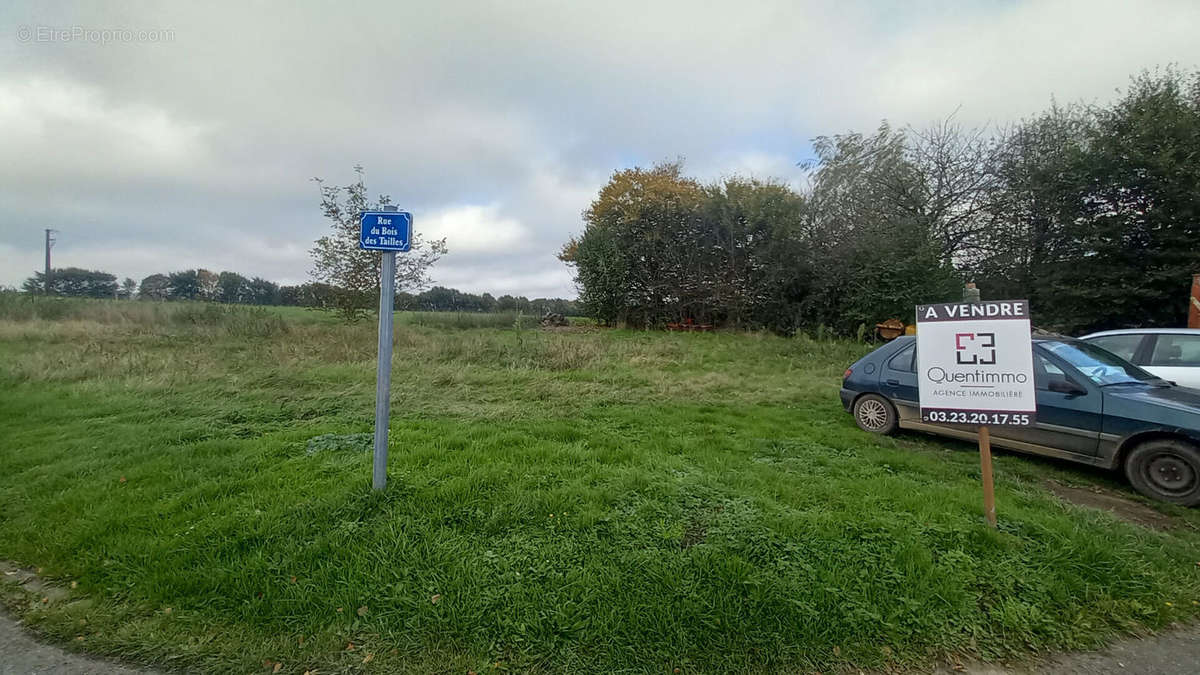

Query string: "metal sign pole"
[372, 250, 396, 491]
[359, 206, 411, 492]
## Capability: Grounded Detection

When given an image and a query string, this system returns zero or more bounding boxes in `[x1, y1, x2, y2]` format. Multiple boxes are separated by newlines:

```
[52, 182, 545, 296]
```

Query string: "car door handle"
[886, 378, 900, 386]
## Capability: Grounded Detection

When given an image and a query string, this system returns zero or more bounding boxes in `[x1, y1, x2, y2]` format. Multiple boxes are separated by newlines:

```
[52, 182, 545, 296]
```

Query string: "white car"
[1080, 329, 1200, 389]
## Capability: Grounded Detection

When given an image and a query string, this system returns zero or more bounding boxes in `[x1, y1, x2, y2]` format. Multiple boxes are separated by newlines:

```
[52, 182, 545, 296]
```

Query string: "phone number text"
[921, 411, 1033, 425]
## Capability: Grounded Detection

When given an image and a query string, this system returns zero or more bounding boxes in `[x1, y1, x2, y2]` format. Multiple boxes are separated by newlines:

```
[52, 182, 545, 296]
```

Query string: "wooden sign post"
[978, 425, 996, 528]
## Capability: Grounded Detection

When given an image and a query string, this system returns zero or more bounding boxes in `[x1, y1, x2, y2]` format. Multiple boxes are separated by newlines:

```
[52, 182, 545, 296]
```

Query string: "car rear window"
[1149, 334, 1200, 367]
[887, 343, 916, 373]
[1041, 340, 1159, 385]
[1087, 334, 1143, 362]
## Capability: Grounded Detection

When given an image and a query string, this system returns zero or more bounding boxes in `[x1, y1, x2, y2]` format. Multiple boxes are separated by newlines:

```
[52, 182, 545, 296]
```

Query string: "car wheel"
[853, 394, 898, 435]
[1124, 439, 1200, 506]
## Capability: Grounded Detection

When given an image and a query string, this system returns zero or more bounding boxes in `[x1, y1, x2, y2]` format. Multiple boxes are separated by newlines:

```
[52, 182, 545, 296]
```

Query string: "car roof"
[887, 334, 1076, 346]
[1081, 328, 1200, 338]
[1032, 335, 1080, 345]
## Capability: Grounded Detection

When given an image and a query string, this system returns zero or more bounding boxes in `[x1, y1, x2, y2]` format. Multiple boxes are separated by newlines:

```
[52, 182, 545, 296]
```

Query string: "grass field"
[2, 294, 1200, 674]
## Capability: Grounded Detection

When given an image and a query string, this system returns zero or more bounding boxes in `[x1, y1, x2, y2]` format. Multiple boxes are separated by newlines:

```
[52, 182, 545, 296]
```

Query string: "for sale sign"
[916, 300, 1036, 426]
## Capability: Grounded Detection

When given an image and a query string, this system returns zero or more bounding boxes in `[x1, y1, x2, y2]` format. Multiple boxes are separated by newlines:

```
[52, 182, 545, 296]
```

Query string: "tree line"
[302, 167, 580, 318]
[21, 267, 578, 314]
[562, 68, 1200, 335]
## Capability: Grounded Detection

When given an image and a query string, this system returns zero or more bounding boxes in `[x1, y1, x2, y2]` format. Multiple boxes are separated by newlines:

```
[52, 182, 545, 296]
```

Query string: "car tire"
[1124, 438, 1200, 506]
[852, 394, 898, 435]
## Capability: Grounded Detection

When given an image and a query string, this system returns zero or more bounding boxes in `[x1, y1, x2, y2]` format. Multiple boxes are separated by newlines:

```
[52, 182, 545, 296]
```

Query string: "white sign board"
[916, 299, 1036, 426]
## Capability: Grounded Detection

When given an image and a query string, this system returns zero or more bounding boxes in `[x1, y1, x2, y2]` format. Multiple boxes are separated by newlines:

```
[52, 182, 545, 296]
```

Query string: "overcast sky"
[2, 1, 1198, 298]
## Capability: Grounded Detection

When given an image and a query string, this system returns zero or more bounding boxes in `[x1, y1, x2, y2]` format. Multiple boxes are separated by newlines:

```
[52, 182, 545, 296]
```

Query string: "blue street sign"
[359, 211, 412, 252]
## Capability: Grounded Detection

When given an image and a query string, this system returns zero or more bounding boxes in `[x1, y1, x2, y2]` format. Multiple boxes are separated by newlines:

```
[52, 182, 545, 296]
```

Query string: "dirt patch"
[1, 560, 73, 608]
[1046, 480, 1176, 530]
[539, 324, 600, 333]
[0, 609, 157, 675]
[680, 520, 707, 549]
[927, 623, 1200, 674]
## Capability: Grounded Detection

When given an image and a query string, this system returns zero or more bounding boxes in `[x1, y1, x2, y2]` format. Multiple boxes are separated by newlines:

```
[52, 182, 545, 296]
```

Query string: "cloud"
[433, 264, 575, 300]
[419, 205, 527, 254]
[1, 0, 1198, 298]
[0, 76, 211, 184]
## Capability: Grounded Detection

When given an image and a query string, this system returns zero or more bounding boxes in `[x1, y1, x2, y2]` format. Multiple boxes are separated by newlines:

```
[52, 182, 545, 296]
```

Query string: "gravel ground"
[1033, 627, 1200, 674]
[2, 606, 1198, 674]
[0, 612, 154, 675]
[931, 625, 1200, 675]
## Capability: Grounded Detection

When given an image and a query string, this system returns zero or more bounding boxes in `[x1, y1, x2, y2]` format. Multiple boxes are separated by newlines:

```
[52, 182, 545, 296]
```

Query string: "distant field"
[0, 293, 570, 330]
[2, 295, 1200, 674]
[265, 303, 576, 330]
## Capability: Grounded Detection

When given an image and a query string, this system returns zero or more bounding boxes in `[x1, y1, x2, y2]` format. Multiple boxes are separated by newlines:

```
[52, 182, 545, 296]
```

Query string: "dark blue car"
[840, 335, 1200, 505]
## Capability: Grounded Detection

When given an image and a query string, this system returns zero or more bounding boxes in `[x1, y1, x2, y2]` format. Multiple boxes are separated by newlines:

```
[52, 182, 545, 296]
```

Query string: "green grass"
[2, 295, 1200, 674]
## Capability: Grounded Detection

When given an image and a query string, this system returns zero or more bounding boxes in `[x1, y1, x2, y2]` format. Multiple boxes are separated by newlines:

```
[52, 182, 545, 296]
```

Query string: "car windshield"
[1040, 340, 1162, 386]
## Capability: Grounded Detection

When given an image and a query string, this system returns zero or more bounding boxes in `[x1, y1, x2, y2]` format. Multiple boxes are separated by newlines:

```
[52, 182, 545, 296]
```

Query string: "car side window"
[1088, 334, 1143, 362]
[1149, 335, 1200, 367]
[887, 343, 916, 373]
[1034, 353, 1068, 391]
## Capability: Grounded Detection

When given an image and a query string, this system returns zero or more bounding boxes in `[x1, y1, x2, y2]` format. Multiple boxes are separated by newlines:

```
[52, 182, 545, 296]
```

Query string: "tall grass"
[0, 291, 287, 337]
[401, 310, 541, 330]
[0, 294, 558, 335]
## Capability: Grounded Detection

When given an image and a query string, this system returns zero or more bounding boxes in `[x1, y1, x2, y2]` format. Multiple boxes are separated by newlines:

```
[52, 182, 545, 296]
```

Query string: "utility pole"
[44, 229, 57, 294]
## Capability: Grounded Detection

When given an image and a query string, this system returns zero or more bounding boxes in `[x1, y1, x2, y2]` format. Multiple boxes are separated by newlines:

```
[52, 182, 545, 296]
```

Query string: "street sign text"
[360, 211, 412, 252]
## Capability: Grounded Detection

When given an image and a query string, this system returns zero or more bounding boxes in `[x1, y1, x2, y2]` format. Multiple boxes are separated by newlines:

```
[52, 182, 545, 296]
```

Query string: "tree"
[168, 270, 203, 300]
[530, 297, 579, 316]
[216, 271, 251, 304]
[905, 118, 1005, 262]
[494, 294, 531, 313]
[22, 268, 118, 298]
[196, 269, 220, 300]
[565, 155, 958, 334]
[701, 177, 808, 330]
[279, 282, 337, 308]
[393, 290, 417, 310]
[804, 124, 963, 331]
[246, 277, 280, 305]
[120, 277, 138, 299]
[309, 166, 447, 319]
[139, 274, 171, 300]
[965, 103, 1094, 323]
[568, 162, 707, 327]
[1056, 69, 1200, 331]
[968, 68, 1200, 332]
[561, 68, 1200, 335]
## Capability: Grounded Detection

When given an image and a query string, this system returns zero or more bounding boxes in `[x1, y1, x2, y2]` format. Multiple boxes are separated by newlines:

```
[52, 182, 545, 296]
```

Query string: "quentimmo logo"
[926, 367, 1028, 385]
[932, 330, 1029, 387]
[954, 331, 996, 365]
